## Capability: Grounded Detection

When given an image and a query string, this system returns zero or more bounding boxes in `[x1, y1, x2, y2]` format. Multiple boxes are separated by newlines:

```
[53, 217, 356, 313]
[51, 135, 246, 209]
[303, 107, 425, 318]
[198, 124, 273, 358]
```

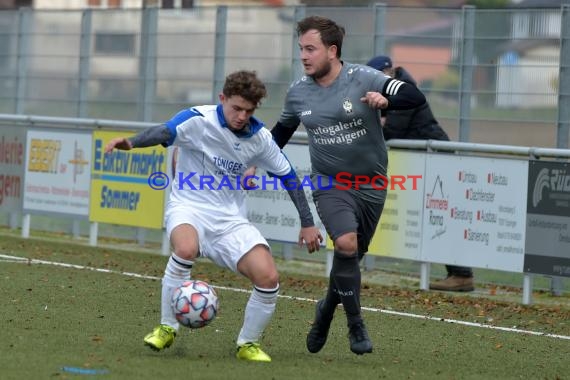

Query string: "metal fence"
[0, 4, 568, 146]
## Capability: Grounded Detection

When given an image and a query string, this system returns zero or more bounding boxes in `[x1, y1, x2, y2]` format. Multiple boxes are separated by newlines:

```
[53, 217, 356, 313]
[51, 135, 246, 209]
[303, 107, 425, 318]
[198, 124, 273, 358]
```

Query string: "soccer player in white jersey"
[270, 16, 426, 355]
[105, 70, 323, 362]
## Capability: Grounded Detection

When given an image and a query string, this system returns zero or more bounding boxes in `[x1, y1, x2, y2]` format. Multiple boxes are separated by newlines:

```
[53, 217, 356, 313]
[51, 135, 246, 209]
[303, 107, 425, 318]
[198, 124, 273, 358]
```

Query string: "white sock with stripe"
[236, 285, 280, 346]
[160, 253, 193, 330]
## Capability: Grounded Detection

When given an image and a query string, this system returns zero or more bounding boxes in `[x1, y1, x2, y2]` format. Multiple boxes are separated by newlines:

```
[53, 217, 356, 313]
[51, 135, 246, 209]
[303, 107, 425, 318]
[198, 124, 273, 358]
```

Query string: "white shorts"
[165, 204, 269, 273]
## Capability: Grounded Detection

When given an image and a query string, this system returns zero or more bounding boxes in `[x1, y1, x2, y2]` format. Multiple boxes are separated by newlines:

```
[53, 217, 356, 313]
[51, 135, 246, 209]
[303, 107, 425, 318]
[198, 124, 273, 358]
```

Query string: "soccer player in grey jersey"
[271, 16, 426, 355]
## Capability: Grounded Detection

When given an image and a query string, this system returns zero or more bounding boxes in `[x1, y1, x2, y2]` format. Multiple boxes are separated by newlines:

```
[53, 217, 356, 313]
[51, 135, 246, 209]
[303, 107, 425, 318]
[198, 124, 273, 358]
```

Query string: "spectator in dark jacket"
[367, 55, 474, 292]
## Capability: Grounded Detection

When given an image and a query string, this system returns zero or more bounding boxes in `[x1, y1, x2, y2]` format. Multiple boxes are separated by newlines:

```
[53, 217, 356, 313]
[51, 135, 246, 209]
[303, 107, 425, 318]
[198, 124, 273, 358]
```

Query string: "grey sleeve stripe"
[386, 80, 405, 95]
[128, 124, 172, 148]
[281, 176, 314, 228]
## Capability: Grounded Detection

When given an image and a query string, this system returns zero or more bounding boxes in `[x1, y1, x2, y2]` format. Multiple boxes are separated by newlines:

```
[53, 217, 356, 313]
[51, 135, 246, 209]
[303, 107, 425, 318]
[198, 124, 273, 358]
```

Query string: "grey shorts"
[313, 188, 384, 256]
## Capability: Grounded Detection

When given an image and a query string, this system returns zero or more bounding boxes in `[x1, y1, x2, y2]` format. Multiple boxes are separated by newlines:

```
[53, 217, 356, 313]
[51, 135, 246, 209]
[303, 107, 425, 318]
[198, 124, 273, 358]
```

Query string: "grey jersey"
[279, 62, 389, 203]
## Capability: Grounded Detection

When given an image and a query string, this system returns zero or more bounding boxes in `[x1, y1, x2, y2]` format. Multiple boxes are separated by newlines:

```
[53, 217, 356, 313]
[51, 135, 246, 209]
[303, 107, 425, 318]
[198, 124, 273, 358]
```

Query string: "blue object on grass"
[61, 366, 109, 375]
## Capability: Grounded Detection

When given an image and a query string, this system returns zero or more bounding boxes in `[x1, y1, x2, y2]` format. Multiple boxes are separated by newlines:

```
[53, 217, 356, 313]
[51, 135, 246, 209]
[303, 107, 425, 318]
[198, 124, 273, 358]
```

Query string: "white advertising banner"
[23, 130, 92, 216]
[245, 143, 326, 244]
[421, 154, 528, 272]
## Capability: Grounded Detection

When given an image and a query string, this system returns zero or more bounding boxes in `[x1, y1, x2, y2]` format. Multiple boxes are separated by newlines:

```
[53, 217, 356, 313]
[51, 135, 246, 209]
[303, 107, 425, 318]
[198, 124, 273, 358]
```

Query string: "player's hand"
[298, 226, 323, 254]
[105, 137, 132, 153]
[243, 166, 257, 189]
[360, 91, 389, 109]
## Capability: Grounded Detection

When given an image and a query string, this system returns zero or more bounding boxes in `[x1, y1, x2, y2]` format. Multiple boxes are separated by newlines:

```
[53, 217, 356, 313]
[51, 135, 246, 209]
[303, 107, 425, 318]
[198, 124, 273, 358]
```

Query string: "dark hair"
[296, 16, 345, 58]
[223, 70, 267, 106]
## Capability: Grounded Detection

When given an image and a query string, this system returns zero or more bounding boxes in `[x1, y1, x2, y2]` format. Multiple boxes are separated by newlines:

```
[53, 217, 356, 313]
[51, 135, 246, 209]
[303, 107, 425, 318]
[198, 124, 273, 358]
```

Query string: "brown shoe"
[430, 276, 474, 292]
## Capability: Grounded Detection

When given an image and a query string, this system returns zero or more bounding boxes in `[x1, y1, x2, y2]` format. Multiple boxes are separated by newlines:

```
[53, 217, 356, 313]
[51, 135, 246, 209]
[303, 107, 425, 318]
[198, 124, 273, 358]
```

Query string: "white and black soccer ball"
[171, 280, 219, 328]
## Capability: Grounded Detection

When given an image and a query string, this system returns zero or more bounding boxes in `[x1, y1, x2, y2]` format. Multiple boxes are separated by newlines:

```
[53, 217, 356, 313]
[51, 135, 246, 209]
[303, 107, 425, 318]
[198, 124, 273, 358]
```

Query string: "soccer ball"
[171, 280, 219, 329]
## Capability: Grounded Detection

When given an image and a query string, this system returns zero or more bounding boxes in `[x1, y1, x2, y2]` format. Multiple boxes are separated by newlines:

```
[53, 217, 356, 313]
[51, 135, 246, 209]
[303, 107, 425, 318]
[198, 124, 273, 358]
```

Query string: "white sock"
[160, 253, 193, 330]
[236, 285, 280, 346]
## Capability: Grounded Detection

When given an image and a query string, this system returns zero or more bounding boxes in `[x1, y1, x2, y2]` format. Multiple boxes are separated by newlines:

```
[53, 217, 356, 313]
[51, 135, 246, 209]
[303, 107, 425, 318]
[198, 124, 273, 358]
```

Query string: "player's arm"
[271, 169, 314, 227]
[105, 108, 202, 153]
[361, 77, 426, 111]
[271, 122, 298, 149]
[380, 78, 426, 110]
[256, 133, 322, 252]
[129, 124, 172, 148]
[271, 86, 301, 149]
[269, 168, 323, 253]
[104, 124, 172, 153]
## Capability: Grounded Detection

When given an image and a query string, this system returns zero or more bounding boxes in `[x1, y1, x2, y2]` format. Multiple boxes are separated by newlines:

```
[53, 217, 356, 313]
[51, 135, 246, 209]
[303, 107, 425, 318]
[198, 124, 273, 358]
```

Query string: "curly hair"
[296, 16, 345, 58]
[223, 70, 267, 106]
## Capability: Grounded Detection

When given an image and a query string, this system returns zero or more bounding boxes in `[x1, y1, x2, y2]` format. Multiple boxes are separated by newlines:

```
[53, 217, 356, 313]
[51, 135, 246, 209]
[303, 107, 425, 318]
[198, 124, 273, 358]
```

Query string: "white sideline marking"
[2, 253, 569, 341]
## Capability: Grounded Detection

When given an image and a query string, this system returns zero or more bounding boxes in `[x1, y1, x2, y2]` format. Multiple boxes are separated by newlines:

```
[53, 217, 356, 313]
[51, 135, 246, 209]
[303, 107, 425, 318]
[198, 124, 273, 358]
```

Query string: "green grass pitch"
[0, 235, 569, 380]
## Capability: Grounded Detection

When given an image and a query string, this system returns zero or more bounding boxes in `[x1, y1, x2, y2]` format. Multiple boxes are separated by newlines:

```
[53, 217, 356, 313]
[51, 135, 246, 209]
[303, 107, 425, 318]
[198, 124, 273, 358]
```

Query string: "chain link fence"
[0, 4, 567, 146]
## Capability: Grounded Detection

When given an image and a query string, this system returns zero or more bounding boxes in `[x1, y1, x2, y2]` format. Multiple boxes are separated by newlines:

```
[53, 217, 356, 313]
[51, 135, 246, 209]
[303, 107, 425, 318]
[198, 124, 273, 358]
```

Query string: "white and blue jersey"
[162, 104, 292, 219]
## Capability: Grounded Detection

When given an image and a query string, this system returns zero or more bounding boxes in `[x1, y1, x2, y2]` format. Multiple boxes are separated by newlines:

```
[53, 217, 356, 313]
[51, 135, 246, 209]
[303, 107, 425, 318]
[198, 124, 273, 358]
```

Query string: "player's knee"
[173, 245, 199, 261]
[251, 266, 279, 289]
[334, 233, 358, 254]
[260, 270, 279, 289]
